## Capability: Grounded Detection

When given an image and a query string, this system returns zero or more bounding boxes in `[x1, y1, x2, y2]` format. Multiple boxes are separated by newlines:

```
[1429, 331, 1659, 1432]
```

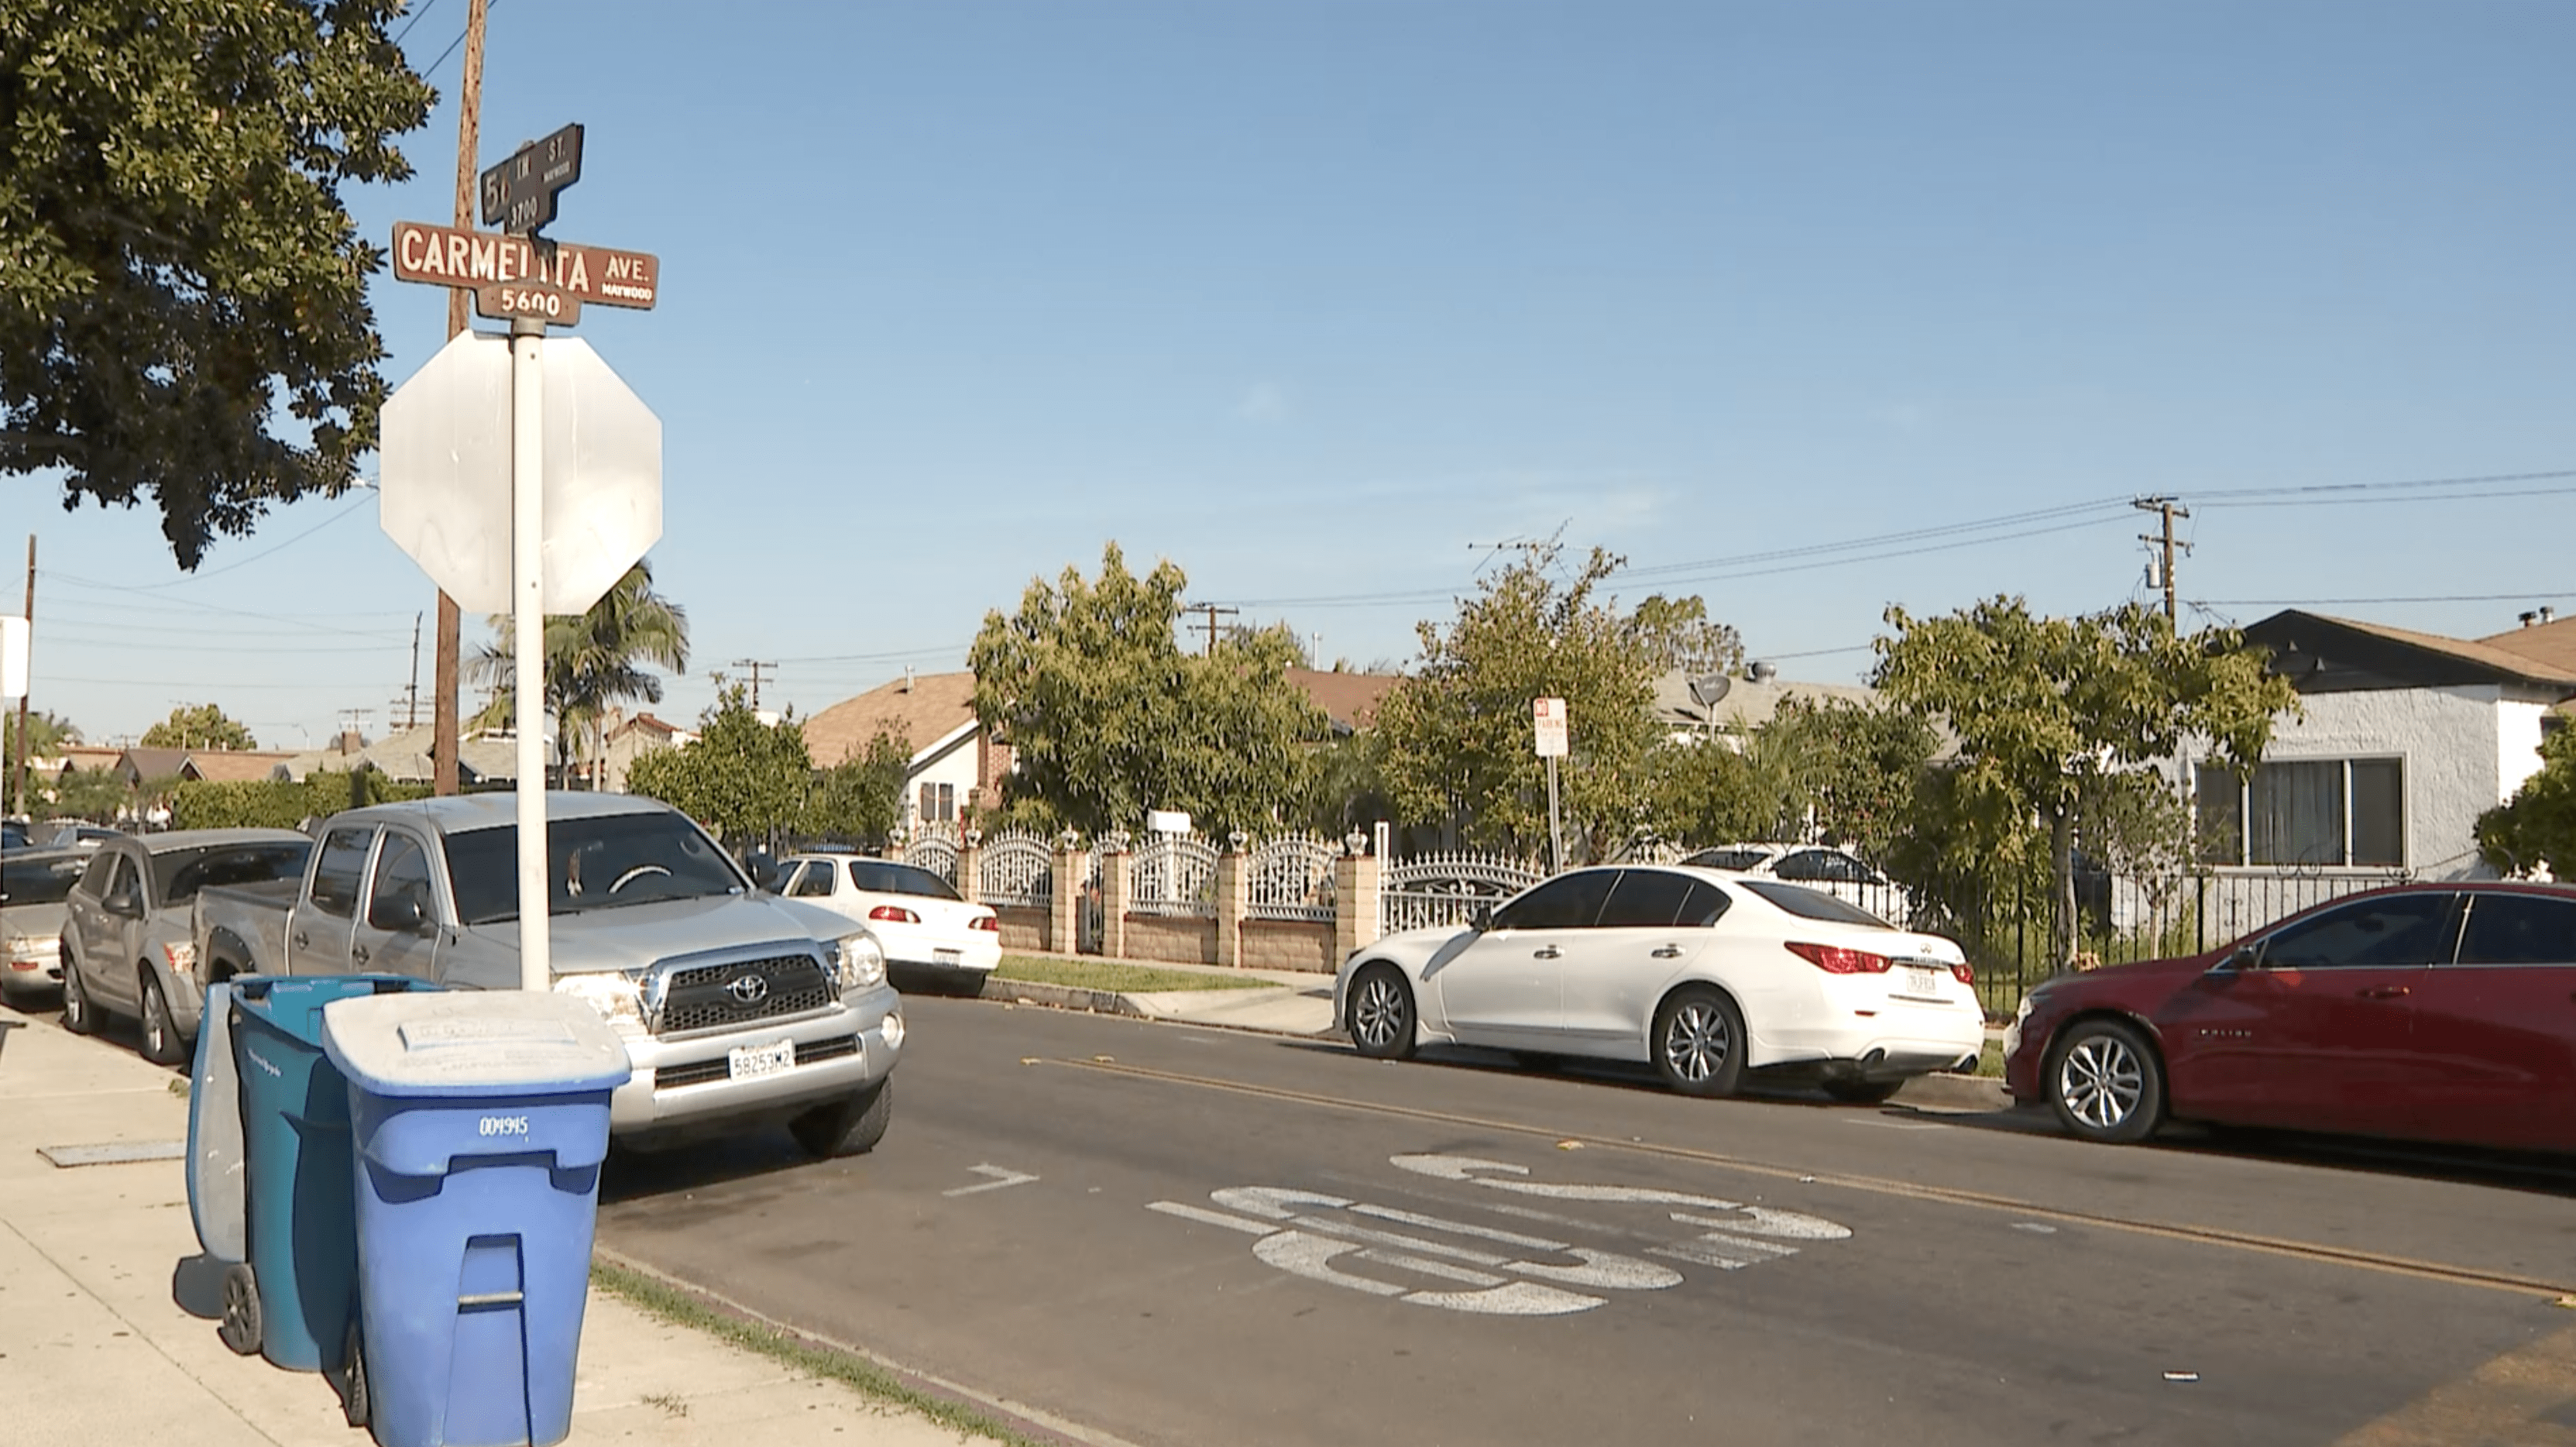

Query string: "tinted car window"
[366, 833, 434, 930]
[445, 811, 747, 926]
[1597, 869, 1701, 929]
[1741, 881, 1894, 928]
[2455, 894, 2576, 966]
[1493, 871, 1617, 931]
[0, 852, 88, 907]
[1683, 848, 1772, 871]
[786, 863, 836, 898]
[156, 841, 313, 905]
[1678, 880, 1732, 928]
[1777, 850, 1874, 884]
[307, 827, 374, 919]
[850, 861, 962, 900]
[2258, 892, 2457, 970]
[77, 850, 116, 895]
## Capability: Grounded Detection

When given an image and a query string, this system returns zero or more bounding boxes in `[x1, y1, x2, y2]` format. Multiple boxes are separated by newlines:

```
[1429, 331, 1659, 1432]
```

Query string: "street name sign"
[390, 220, 659, 328]
[480, 122, 584, 233]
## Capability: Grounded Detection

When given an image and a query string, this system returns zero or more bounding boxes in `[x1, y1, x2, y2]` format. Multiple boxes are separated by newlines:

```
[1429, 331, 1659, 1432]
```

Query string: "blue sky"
[12, 0, 2574, 751]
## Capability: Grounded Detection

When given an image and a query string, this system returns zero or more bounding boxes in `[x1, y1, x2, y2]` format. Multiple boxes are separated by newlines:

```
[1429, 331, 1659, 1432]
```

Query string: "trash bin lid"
[320, 992, 633, 1098]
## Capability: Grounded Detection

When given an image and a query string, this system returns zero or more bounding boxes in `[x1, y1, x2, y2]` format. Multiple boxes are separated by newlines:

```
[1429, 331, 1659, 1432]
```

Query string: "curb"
[1895, 1072, 2013, 1112]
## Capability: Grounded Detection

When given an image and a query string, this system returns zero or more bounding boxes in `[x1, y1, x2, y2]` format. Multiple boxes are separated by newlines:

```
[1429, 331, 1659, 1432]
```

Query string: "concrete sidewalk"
[977, 952, 2014, 1112]
[0, 1006, 987, 1447]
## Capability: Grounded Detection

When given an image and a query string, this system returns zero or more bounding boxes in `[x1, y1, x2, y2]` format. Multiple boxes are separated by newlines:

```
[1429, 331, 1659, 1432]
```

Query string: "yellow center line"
[1049, 1055, 2576, 1301]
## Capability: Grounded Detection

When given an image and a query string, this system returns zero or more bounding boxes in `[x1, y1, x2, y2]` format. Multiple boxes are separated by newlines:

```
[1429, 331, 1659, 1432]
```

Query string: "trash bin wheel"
[789, 1077, 893, 1160]
[217, 1263, 261, 1355]
[340, 1320, 370, 1428]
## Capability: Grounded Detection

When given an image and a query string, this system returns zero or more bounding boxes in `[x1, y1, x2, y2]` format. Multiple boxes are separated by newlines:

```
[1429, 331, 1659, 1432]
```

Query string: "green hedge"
[171, 771, 434, 830]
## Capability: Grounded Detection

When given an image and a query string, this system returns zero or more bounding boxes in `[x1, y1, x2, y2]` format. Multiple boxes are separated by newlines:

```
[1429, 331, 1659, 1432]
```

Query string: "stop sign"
[378, 330, 661, 615]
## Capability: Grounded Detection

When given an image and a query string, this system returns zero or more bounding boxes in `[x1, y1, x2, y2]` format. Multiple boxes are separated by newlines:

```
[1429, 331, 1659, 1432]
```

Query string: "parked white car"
[1334, 864, 1984, 1101]
[1681, 843, 1919, 926]
[776, 854, 1002, 992]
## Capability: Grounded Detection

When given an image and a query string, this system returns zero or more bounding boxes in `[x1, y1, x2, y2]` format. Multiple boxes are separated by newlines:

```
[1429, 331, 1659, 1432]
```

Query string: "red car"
[2004, 882, 2576, 1152]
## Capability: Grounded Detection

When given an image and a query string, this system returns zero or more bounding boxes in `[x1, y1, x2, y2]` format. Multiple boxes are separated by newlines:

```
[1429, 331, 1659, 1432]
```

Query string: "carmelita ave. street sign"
[390, 220, 658, 327]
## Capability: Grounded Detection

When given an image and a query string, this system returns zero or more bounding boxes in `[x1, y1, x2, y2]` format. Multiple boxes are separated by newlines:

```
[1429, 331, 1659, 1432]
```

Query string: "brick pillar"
[1215, 833, 1250, 968]
[957, 830, 983, 907]
[1097, 833, 1130, 961]
[1049, 836, 1081, 955]
[1333, 830, 1382, 962]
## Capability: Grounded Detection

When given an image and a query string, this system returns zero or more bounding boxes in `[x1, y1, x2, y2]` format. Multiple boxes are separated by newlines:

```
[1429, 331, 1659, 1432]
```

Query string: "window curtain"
[2250, 760, 2344, 866]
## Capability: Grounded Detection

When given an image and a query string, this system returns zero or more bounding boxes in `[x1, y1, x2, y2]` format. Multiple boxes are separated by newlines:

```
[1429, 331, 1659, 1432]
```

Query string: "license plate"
[933, 948, 962, 966]
[1905, 967, 1942, 995]
[727, 1038, 795, 1080]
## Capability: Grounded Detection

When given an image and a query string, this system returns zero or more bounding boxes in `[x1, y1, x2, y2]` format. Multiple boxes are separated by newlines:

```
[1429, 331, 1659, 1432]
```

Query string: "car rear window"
[1684, 848, 1772, 871]
[849, 861, 961, 900]
[1, 852, 88, 907]
[1741, 881, 1893, 928]
[155, 842, 314, 905]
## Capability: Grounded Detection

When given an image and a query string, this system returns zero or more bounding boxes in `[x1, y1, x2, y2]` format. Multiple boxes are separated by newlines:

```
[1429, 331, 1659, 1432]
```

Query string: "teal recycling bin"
[225, 974, 438, 1374]
[321, 991, 632, 1447]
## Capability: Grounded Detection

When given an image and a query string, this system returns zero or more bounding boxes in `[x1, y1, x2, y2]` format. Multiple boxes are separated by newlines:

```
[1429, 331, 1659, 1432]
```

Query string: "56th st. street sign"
[390, 219, 657, 326]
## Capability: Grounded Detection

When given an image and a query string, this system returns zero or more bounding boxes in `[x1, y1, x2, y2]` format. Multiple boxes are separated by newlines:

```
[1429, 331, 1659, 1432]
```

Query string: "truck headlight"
[832, 931, 885, 995]
[555, 971, 648, 1035]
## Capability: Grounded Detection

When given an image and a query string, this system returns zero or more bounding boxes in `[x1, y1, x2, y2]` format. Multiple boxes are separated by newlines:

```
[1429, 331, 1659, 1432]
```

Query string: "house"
[2481, 608, 2576, 726]
[596, 710, 696, 793]
[177, 750, 303, 784]
[271, 725, 525, 787]
[2181, 610, 2576, 885]
[1286, 669, 1403, 736]
[802, 672, 1005, 831]
[1650, 665, 1881, 743]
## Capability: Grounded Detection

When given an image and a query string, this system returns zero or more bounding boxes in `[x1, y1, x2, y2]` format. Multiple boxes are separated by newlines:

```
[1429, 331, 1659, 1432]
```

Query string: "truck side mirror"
[103, 887, 143, 918]
[370, 892, 430, 934]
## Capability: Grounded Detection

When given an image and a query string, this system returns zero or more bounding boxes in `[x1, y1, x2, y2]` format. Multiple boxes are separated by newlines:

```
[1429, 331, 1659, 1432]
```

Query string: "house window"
[2195, 758, 2404, 868]
[916, 781, 955, 823]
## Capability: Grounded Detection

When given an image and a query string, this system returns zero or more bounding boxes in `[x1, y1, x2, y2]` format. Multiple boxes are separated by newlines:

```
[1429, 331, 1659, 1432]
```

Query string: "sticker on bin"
[729, 1038, 795, 1080]
[320, 992, 634, 1098]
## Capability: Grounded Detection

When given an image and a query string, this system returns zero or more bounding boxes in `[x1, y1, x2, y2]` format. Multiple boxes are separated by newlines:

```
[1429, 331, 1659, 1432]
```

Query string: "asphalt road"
[597, 996, 2576, 1447]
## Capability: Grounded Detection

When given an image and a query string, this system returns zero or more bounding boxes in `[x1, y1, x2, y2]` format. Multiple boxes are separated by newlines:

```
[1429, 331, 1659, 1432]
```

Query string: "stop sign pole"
[385, 127, 660, 993]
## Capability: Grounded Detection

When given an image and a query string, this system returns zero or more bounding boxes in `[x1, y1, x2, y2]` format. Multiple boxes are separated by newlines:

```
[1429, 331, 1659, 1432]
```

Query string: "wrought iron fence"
[977, 829, 1053, 908]
[898, 820, 962, 884]
[1247, 834, 1339, 922]
[1128, 833, 1220, 917]
[1379, 849, 1544, 936]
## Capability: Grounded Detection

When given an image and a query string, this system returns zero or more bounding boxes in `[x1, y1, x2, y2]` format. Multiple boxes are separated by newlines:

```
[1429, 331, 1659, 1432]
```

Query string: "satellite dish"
[1687, 674, 1731, 709]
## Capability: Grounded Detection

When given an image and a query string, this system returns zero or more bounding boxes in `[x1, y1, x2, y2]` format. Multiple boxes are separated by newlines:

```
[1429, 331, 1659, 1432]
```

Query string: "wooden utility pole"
[731, 659, 777, 710]
[1184, 602, 1239, 656]
[2134, 497, 2191, 625]
[12, 535, 31, 817]
[431, 0, 490, 796]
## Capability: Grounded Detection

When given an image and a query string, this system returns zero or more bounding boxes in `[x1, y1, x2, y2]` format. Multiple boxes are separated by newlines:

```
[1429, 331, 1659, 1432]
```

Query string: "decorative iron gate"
[1129, 833, 1220, 917]
[1379, 850, 1543, 936]
[1247, 834, 1338, 922]
[977, 829, 1054, 909]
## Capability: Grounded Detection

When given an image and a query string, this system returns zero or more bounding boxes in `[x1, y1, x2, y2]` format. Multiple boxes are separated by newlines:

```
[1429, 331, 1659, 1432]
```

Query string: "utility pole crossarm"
[2132, 497, 2193, 625]
[731, 659, 778, 710]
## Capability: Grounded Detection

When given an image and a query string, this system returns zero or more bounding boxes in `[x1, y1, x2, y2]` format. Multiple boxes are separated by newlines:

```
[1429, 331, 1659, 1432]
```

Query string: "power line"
[731, 659, 778, 710]
[2193, 591, 2572, 607]
[392, 0, 446, 46]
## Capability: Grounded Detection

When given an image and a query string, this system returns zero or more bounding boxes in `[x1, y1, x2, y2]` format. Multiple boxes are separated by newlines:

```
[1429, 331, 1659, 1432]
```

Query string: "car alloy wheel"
[1652, 986, 1745, 1098]
[1347, 964, 1416, 1060]
[60, 953, 98, 1036]
[2048, 1019, 2165, 1144]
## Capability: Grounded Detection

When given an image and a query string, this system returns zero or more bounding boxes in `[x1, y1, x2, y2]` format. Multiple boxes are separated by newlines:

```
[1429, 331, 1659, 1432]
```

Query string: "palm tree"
[470, 559, 690, 788]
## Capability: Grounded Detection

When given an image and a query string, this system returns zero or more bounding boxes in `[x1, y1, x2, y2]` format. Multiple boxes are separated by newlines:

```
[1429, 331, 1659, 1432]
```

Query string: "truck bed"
[194, 878, 301, 979]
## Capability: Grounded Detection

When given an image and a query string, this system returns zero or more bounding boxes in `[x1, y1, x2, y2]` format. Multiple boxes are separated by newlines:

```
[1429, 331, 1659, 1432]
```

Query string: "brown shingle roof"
[802, 672, 979, 767]
[1286, 669, 1403, 731]
[2479, 615, 2576, 679]
[184, 750, 302, 783]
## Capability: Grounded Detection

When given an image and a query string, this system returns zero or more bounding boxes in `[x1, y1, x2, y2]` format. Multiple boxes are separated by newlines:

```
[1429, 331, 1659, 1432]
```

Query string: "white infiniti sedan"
[775, 854, 1003, 990]
[1334, 864, 1984, 1101]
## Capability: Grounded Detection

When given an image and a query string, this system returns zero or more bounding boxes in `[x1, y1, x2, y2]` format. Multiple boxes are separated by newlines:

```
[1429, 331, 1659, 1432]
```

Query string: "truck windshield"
[444, 812, 746, 926]
[155, 842, 314, 905]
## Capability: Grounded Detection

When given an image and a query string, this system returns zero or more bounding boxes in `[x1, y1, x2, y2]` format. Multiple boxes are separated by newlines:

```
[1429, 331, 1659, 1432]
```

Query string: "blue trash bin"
[321, 991, 632, 1447]
[228, 974, 438, 1373]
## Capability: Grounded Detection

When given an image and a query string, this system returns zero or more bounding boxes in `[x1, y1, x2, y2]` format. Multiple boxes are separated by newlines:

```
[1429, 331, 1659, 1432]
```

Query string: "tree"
[1625, 593, 1746, 679]
[1761, 697, 1939, 861]
[969, 544, 1328, 838]
[47, 765, 129, 822]
[2478, 727, 2576, 877]
[1376, 543, 1659, 861]
[624, 685, 810, 847]
[1872, 596, 2296, 970]
[2, 2, 434, 567]
[802, 728, 910, 846]
[1648, 733, 1795, 847]
[472, 560, 689, 788]
[141, 703, 256, 751]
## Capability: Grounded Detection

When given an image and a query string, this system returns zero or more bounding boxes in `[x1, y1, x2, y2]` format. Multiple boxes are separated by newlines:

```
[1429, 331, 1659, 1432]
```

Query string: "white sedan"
[775, 854, 1002, 989]
[1334, 864, 1984, 1101]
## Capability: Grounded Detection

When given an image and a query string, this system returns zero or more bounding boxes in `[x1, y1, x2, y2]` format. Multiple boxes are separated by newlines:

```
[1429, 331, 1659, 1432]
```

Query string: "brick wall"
[1123, 913, 1218, 967]
[995, 903, 1049, 954]
[1239, 919, 1335, 974]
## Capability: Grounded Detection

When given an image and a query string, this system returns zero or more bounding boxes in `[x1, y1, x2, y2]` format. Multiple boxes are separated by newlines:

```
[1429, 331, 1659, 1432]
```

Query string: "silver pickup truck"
[192, 792, 903, 1157]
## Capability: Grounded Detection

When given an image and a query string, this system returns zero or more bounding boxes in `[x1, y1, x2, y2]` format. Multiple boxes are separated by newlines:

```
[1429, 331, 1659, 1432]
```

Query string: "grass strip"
[589, 1257, 1044, 1446]
[994, 954, 1277, 994]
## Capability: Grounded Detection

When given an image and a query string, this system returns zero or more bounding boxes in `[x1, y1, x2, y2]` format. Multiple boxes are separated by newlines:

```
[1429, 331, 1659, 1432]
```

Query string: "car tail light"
[969, 915, 1001, 933]
[1785, 941, 1892, 974]
[868, 905, 920, 924]
[1950, 961, 1975, 985]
